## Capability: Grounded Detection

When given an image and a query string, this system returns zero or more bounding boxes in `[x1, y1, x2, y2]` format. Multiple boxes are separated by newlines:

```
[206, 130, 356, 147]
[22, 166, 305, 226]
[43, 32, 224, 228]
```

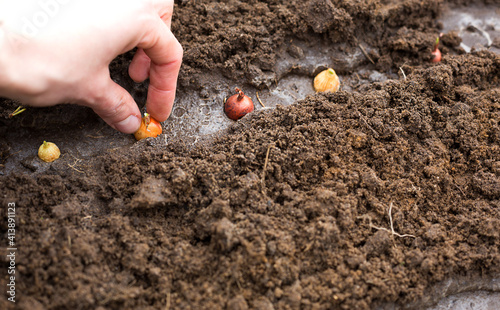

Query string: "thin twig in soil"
[68, 156, 85, 173]
[399, 67, 407, 80]
[453, 181, 466, 197]
[68, 163, 84, 173]
[96, 126, 105, 134]
[261, 144, 273, 187]
[165, 292, 171, 310]
[256, 91, 266, 108]
[355, 73, 361, 83]
[356, 110, 380, 138]
[467, 23, 492, 47]
[358, 203, 416, 238]
[235, 277, 243, 291]
[9, 106, 26, 118]
[358, 43, 375, 65]
[192, 136, 199, 146]
[2, 150, 21, 162]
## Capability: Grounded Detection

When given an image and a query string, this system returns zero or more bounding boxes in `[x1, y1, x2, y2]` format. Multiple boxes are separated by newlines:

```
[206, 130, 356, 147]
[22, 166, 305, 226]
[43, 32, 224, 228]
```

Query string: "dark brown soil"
[1, 0, 500, 309]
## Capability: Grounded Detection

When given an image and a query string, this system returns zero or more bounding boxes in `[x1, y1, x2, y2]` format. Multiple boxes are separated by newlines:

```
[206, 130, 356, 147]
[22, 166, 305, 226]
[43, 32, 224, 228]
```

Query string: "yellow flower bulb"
[314, 68, 340, 93]
[38, 141, 60, 162]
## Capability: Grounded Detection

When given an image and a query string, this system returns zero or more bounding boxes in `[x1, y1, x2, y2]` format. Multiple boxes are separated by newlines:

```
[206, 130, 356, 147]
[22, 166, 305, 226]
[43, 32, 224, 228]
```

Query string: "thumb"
[89, 78, 142, 134]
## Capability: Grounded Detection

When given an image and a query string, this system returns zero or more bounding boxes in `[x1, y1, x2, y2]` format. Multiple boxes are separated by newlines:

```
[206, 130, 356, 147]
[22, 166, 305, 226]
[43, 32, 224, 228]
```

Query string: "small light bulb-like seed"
[134, 113, 162, 141]
[38, 141, 60, 162]
[314, 68, 340, 93]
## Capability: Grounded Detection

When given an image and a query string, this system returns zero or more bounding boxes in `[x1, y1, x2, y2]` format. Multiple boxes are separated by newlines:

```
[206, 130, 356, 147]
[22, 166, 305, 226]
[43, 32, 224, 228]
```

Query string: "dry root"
[358, 202, 416, 238]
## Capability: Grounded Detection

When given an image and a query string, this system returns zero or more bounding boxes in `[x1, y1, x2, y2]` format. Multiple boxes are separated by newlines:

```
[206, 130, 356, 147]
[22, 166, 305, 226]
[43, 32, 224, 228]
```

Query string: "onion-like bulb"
[314, 68, 340, 93]
[224, 88, 254, 120]
[431, 37, 441, 63]
[134, 113, 162, 141]
[38, 141, 60, 162]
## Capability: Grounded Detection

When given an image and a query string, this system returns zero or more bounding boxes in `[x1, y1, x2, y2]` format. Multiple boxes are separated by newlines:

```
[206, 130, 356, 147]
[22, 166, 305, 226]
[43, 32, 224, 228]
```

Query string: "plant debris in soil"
[1, 0, 500, 309]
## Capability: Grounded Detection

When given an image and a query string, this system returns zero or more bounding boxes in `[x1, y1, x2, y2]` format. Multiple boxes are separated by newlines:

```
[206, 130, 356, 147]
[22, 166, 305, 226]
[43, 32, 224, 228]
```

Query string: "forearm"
[0, 21, 48, 103]
[0, 21, 15, 99]
[0, 23, 9, 97]
[0, 2, 42, 101]
[0, 0, 180, 134]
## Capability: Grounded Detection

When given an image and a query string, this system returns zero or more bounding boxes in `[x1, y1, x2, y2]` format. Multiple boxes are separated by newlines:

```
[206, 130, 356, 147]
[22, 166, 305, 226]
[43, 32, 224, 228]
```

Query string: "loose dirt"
[1, 0, 499, 309]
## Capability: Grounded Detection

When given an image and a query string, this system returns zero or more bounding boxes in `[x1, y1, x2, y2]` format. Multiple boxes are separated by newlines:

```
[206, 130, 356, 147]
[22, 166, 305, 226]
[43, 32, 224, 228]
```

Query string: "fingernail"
[114, 115, 141, 134]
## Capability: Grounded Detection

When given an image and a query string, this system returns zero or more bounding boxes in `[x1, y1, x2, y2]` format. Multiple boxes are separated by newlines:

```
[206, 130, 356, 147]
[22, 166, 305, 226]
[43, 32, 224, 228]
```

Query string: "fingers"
[152, 0, 174, 28]
[129, 48, 151, 82]
[95, 4, 181, 133]
[89, 76, 141, 134]
[128, 0, 175, 82]
[139, 20, 183, 122]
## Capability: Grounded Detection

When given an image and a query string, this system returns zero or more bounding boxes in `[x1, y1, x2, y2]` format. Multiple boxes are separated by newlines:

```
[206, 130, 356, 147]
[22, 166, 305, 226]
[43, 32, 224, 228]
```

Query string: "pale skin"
[0, 0, 183, 133]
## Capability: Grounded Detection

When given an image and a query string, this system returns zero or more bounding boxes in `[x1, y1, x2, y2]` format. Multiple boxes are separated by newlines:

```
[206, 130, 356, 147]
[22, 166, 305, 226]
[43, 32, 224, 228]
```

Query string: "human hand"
[0, 0, 183, 133]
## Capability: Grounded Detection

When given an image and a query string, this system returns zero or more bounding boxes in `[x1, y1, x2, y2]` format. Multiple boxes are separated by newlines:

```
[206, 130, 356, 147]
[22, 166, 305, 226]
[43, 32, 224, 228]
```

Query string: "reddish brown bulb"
[431, 48, 441, 63]
[224, 87, 254, 121]
[431, 37, 442, 63]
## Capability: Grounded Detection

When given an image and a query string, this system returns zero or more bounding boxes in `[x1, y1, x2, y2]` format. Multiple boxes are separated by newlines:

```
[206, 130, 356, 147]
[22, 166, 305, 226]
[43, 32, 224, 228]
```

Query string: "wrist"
[0, 23, 12, 97]
[0, 24, 21, 100]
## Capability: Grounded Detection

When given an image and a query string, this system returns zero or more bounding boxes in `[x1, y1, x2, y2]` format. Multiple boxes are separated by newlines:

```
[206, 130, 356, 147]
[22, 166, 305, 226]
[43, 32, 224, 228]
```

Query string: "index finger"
[138, 20, 183, 122]
[152, 0, 174, 28]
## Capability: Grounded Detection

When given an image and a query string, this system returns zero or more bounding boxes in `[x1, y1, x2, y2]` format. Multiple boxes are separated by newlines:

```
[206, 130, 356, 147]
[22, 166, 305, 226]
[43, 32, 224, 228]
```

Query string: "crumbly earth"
[1, 0, 499, 309]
